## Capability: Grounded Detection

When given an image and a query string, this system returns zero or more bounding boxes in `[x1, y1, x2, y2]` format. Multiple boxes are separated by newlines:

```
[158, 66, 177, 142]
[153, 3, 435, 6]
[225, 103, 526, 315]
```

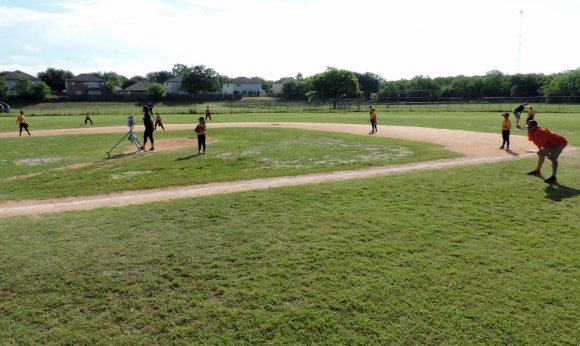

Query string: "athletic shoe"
[544, 176, 557, 184]
[516, 125, 522, 129]
[499, 146, 504, 149]
[149, 147, 154, 151]
[526, 170, 541, 176]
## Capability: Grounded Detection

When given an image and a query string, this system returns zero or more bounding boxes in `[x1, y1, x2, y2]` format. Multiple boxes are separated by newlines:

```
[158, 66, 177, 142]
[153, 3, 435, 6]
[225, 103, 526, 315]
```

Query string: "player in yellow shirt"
[154, 113, 165, 131]
[84, 112, 93, 126]
[205, 106, 212, 122]
[369, 108, 378, 134]
[499, 112, 511, 150]
[194, 117, 207, 155]
[16, 110, 31, 136]
[525, 107, 536, 126]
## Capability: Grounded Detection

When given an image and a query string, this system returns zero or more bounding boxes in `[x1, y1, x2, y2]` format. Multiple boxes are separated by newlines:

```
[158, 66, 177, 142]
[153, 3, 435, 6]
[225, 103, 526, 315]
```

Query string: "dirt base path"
[0, 123, 567, 218]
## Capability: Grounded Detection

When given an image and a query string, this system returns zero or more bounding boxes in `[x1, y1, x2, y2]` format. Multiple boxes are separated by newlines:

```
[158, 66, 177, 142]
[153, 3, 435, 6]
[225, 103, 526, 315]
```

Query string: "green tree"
[377, 81, 402, 100]
[0, 77, 8, 100]
[181, 65, 220, 93]
[31, 81, 51, 100]
[282, 79, 308, 100]
[147, 83, 166, 101]
[509, 73, 546, 97]
[540, 68, 580, 102]
[306, 67, 362, 108]
[90, 72, 128, 94]
[146, 71, 173, 83]
[482, 70, 509, 97]
[407, 75, 439, 100]
[355, 72, 384, 98]
[37, 68, 74, 94]
[172, 64, 188, 76]
[251, 76, 272, 93]
[15, 76, 34, 97]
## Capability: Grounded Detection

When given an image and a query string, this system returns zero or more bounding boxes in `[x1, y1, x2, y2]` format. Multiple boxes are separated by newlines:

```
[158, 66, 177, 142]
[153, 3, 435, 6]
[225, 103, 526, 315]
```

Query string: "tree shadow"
[544, 183, 580, 201]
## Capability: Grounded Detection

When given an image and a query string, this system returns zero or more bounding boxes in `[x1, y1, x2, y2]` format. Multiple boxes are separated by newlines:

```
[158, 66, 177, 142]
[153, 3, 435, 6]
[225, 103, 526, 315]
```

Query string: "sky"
[1, 0, 579, 81]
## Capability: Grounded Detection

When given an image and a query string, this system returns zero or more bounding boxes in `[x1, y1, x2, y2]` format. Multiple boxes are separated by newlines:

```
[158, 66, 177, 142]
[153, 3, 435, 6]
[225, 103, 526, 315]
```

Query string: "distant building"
[3, 70, 40, 96]
[271, 77, 295, 95]
[222, 77, 263, 97]
[66, 74, 107, 97]
[123, 80, 152, 96]
[163, 75, 188, 95]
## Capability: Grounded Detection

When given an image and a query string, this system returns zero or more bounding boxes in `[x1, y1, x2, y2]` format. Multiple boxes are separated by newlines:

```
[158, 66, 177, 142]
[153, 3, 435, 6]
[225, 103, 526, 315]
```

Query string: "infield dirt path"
[0, 122, 559, 218]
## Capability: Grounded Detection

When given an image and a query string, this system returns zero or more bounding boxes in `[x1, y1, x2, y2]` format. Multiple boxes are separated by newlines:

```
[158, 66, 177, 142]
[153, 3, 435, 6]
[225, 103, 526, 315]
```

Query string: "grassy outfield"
[1, 108, 579, 344]
[0, 128, 456, 201]
[1, 158, 578, 344]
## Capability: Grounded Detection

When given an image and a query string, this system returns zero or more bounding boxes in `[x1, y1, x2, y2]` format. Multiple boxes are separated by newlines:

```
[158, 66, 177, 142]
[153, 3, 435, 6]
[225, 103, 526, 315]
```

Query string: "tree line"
[1, 64, 579, 105]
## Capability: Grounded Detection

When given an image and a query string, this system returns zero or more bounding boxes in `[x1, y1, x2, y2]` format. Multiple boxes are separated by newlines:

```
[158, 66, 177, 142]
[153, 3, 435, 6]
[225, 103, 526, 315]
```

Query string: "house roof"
[163, 75, 182, 83]
[67, 74, 106, 82]
[124, 80, 152, 91]
[3, 70, 40, 81]
[229, 77, 261, 84]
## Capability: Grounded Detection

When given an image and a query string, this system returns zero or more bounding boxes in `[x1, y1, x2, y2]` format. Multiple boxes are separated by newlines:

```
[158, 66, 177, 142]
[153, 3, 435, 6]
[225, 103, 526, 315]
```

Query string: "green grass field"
[1, 107, 578, 344]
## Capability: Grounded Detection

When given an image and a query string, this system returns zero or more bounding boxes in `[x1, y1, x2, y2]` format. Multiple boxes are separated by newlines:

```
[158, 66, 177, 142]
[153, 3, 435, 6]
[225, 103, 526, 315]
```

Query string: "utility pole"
[517, 10, 524, 73]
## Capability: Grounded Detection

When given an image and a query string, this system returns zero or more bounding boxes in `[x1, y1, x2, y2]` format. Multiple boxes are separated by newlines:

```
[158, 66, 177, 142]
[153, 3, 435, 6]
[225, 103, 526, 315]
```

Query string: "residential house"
[66, 74, 107, 97]
[123, 80, 152, 96]
[222, 77, 263, 97]
[163, 75, 188, 95]
[271, 77, 295, 95]
[3, 70, 40, 96]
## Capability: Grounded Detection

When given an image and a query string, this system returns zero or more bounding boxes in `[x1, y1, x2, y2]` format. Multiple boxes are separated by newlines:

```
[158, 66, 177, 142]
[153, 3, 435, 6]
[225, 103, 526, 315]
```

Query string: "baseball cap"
[502, 112, 509, 116]
[527, 120, 538, 128]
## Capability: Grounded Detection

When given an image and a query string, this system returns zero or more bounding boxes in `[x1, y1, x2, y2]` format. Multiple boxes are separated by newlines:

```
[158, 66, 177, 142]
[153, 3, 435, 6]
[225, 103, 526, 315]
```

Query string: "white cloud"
[1, 0, 579, 80]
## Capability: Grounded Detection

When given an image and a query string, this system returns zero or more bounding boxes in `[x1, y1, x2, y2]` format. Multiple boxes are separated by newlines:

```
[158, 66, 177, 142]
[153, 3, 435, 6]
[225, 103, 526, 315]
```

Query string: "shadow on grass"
[106, 152, 138, 160]
[544, 183, 580, 201]
[175, 153, 202, 161]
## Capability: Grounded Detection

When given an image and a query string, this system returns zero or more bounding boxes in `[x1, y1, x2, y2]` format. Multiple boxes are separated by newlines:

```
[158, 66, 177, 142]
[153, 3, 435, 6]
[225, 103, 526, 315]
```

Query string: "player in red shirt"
[526, 120, 568, 184]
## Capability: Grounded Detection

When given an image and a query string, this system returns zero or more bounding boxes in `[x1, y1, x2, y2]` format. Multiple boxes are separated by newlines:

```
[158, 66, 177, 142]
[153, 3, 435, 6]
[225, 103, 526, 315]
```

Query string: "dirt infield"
[1, 122, 569, 218]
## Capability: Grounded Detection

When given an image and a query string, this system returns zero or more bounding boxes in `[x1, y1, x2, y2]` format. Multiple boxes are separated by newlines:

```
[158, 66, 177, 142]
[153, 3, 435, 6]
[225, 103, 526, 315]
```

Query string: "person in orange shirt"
[499, 112, 511, 150]
[194, 117, 207, 155]
[526, 120, 568, 184]
[16, 110, 31, 136]
[369, 108, 378, 134]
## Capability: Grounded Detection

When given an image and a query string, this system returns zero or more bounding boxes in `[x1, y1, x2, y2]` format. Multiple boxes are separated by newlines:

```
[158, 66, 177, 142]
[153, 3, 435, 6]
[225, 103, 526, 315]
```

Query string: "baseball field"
[1, 106, 578, 344]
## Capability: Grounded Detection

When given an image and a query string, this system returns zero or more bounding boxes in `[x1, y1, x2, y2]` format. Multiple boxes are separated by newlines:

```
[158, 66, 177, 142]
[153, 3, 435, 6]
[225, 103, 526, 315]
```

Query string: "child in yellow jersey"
[525, 107, 536, 125]
[499, 112, 511, 150]
[16, 111, 31, 136]
[84, 112, 93, 125]
[154, 113, 165, 131]
[194, 117, 207, 155]
[369, 108, 378, 134]
[205, 106, 212, 122]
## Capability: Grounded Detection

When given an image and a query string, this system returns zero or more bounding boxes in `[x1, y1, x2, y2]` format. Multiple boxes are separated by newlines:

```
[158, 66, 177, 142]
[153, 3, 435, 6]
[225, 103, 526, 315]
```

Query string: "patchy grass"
[1, 157, 578, 344]
[0, 128, 456, 201]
